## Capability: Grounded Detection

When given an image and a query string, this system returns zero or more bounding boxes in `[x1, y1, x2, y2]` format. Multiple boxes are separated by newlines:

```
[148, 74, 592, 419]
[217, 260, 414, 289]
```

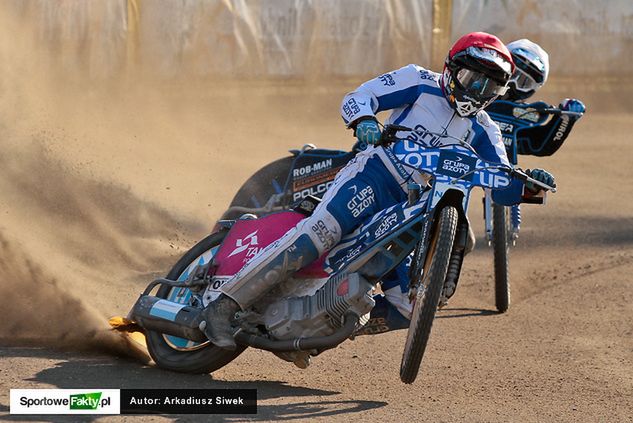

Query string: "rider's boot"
[354, 294, 410, 336]
[201, 228, 322, 349]
[200, 294, 241, 350]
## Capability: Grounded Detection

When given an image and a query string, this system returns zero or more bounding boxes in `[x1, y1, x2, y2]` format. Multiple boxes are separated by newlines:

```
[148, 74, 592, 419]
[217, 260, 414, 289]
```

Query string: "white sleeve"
[472, 112, 511, 167]
[340, 64, 429, 127]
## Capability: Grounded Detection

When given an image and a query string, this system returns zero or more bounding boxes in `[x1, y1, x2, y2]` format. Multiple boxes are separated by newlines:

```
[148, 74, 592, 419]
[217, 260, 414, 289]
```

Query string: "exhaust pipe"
[131, 296, 360, 352]
[234, 312, 360, 352]
[130, 295, 207, 342]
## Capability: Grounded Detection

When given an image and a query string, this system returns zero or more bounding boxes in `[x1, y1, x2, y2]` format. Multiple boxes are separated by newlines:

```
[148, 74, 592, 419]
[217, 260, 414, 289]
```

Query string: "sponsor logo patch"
[342, 98, 361, 119]
[405, 123, 442, 147]
[228, 231, 260, 258]
[374, 212, 399, 238]
[379, 73, 395, 86]
[293, 181, 334, 201]
[436, 150, 477, 181]
[346, 185, 375, 218]
[419, 70, 438, 81]
[293, 159, 333, 178]
[311, 220, 338, 249]
[553, 115, 570, 141]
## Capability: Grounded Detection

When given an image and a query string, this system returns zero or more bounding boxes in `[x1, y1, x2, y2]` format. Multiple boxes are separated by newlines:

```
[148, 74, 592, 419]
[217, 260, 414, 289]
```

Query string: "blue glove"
[559, 98, 586, 114]
[525, 168, 556, 193]
[355, 119, 382, 145]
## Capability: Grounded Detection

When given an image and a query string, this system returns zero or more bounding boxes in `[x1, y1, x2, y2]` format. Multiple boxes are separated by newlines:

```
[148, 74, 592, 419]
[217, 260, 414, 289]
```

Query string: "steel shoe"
[200, 294, 241, 350]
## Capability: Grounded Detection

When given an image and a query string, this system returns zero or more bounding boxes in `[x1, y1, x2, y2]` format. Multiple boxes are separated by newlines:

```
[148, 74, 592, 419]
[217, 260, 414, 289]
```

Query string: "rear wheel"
[492, 203, 510, 313]
[400, 206, 458, 384]
[145, 231, 246, 374]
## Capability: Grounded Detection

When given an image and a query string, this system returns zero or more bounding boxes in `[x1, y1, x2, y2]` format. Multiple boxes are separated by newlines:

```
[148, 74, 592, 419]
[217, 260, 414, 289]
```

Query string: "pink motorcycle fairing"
[213, 211, 328, 279]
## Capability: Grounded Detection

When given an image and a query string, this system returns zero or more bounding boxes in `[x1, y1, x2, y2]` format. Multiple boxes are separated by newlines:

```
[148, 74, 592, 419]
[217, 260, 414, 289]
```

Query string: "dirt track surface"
[1, 86, 632, 421]
[1, 13, 632, 420]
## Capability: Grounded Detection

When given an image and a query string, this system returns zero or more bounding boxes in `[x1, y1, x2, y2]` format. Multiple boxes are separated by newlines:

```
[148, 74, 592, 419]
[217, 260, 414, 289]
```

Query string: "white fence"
[5, 0, 632, 78]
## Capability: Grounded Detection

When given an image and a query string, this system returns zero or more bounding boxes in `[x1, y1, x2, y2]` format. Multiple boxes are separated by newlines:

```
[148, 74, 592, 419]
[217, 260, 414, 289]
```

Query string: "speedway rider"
[487, 39, 585, 156]
[359, 39, 587, 334]
[201, 32, 557, 350]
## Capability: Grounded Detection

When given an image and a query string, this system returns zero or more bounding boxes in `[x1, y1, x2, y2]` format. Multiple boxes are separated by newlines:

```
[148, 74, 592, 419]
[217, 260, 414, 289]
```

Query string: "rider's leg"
[354, 294, 410, 336]
[354, 262, 412, 336]
[378, 217, 475, 317]
[202, 152, 405, 348]
[381, 259, 413, 319]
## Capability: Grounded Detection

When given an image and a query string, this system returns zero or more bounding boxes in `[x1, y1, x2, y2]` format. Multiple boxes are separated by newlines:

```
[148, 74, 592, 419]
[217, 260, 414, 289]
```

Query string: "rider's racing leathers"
[486, 100, 582, 157]
[219, 64, 531, 327]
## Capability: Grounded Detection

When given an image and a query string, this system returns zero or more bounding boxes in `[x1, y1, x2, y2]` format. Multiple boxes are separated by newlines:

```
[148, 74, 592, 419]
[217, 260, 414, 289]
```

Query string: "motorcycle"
[222, 107, 575, 314]
[484, 106, 583, 312]
[111, 124, 554, 384]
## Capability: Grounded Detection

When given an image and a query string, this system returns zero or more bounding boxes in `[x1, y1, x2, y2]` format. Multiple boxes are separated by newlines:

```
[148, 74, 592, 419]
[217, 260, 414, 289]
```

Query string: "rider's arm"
[470, 113, 537, 206]
[470, 111, 511, 167]
[516, 101, 583, 156]
[340, 64, 433, 128]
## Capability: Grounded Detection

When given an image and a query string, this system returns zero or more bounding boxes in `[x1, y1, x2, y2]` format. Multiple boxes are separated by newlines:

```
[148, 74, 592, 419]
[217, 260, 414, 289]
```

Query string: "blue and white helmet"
[505, 39, 550, 101]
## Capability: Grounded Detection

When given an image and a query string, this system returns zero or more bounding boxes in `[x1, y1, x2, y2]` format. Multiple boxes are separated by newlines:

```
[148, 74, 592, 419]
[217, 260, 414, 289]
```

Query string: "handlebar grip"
[379, 124, 412, 146]
[388, 124, 413, 132]
[541, 108, 583, 118]
[509, 169, 557, 193]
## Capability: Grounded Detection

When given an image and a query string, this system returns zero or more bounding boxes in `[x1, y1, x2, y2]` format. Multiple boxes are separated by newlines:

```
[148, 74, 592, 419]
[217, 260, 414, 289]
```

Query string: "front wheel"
[400, 206, 458, 384]
[145, 231, 246, 374]
[492, 203, 510, 313]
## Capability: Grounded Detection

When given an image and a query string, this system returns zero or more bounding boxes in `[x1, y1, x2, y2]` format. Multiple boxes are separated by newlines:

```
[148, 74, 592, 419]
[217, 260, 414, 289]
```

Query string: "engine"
[261, 272, 375, 341]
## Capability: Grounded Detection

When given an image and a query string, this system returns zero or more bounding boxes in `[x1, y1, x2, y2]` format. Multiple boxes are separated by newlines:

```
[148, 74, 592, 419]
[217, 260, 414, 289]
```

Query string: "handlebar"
[505, 168, 557, 193]
[379, 123, 557, 193]
[540, 107, 584, 118]
[379, 123, 412, 146]
[514, 107, 583, 120]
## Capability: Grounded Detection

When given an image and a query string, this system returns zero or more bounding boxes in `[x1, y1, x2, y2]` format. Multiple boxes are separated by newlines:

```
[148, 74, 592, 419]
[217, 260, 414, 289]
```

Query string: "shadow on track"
[436, 307, 498, 319]
[1, 347, 387, 422]
[3, 400, 386, 423]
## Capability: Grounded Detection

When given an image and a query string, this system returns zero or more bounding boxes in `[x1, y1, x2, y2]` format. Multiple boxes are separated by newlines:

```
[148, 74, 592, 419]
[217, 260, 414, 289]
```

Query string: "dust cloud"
[0, 6, 220, 355]
[0, 3, 346, 356]
[0, 2, 625, 359]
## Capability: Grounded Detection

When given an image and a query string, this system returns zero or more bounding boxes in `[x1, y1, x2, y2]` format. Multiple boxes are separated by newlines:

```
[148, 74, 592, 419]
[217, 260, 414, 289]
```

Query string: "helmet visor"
[513, 48, 546, 83]
[455, 68, 509, 98]
[511, 67, 540, 93]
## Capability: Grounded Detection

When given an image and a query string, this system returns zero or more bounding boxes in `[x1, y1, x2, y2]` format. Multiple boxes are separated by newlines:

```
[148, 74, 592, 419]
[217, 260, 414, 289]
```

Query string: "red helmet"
[442, 32, 515, 117]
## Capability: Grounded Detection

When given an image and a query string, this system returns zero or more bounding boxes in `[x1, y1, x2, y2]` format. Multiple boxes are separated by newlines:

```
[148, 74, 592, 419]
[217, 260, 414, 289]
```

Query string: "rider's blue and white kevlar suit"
[217, 64, 529, 327]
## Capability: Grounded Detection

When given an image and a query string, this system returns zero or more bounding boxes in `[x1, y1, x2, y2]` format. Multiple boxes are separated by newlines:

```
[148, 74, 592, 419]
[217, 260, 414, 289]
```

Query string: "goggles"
[510, 66, 541, 93]
[510, 47, 546, 92]
[455, 68, 509, 99]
